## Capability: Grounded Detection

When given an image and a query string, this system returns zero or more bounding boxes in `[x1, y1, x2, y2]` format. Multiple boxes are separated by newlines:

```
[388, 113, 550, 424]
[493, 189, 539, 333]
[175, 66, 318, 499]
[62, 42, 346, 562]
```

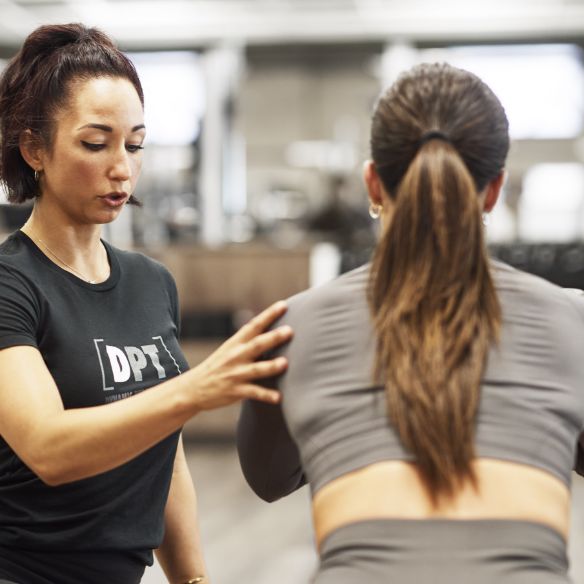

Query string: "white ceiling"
[1, 0, 584, 50]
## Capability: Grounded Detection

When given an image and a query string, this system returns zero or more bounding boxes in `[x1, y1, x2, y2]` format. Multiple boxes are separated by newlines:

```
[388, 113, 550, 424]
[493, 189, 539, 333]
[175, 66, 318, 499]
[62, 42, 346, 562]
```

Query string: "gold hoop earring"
[369, 203, 382, 219]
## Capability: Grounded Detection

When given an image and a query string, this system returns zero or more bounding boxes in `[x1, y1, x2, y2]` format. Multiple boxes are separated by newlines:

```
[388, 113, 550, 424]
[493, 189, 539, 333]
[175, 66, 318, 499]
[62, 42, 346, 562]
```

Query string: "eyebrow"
[77, 123, 146, 132]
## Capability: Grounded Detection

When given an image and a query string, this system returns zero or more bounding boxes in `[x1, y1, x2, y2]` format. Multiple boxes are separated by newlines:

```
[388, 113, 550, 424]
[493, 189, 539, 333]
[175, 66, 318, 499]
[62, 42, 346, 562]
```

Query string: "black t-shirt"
[0, 231, 189, 576]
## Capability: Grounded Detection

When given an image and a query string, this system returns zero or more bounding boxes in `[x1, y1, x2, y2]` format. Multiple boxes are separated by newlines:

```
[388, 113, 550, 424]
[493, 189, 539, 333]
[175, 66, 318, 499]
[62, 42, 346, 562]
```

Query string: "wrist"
[172, 368, 202, 418]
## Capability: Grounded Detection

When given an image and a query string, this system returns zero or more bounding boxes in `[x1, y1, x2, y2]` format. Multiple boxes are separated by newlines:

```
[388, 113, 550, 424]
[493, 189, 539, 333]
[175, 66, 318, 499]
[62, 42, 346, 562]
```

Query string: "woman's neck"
[21, 209, 110, 284]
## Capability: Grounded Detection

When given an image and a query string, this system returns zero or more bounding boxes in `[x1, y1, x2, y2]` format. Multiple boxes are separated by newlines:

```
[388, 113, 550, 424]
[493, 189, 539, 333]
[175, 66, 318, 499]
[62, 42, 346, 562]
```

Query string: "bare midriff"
[312, 458, 570, 550]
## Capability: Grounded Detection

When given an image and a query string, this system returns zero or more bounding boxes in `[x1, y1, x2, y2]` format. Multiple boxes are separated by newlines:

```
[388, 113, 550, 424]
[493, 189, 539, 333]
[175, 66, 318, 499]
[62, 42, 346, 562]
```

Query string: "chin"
[93, 209, 124, 225]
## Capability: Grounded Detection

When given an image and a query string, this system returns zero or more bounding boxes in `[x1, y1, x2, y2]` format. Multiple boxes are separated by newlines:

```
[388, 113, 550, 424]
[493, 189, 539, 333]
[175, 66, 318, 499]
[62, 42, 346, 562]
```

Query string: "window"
[420, 44, 584, 139]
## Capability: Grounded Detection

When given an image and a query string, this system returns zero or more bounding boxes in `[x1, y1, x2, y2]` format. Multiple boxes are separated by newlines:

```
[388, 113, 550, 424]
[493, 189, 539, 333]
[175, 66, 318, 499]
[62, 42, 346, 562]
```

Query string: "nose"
[108, 148, 132, 183]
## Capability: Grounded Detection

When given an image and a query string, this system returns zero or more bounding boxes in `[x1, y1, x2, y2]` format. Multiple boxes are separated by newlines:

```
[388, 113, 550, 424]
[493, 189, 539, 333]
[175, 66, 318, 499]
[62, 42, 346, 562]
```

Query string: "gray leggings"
[315, 519, 571, 583]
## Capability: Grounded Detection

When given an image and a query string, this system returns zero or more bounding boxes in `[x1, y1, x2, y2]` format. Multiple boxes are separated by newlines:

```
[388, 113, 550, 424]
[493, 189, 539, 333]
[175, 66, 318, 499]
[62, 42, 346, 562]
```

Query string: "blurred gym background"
[1, 1, 584, 582]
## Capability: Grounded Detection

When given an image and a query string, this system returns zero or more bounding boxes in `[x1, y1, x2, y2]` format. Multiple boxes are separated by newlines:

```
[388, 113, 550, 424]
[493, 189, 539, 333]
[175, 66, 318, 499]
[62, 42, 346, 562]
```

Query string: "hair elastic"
[419, 130, 451, 146]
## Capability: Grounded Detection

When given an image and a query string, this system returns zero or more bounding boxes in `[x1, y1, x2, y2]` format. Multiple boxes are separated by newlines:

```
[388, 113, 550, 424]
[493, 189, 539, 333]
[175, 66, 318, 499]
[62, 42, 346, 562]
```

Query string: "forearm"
[29, 369, 199, 485]
[156, 437, 208, 583]
[0, 302, 290, 486]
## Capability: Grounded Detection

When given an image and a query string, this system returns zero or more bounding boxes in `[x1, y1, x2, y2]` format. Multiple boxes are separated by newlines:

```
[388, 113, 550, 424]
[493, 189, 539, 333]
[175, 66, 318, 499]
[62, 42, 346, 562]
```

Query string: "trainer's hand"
[188, 301, 293, 412]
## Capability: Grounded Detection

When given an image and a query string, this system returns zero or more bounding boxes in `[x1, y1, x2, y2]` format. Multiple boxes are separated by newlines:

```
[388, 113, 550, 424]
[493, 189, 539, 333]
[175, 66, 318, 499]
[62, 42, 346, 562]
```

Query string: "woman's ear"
[363, 160, 383, 206]
[19, 129, 44, 173]
[483, 171, 506, 213]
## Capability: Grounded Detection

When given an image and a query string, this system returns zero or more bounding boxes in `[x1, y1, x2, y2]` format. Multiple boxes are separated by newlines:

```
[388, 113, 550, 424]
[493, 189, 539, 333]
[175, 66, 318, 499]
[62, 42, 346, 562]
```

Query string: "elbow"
[38, 473, 64, 487]
[248, 483, 283, 503]
[250, 476, 305, 502]
[32, 464, 65, 487]
[241, 466, 304, 503]
[28, 455, 73, 487]
[40, 469, 74, 487]
[31, 466, 61, 487]
[240, 467, 282, 503]
[18, 427, 87, 486]
[251, 481, 283, 503]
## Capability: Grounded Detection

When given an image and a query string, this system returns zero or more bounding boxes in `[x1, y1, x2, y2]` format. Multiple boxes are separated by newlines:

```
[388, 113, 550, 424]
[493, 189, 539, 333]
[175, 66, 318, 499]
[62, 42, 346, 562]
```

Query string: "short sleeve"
[167, 272, 181, 336]
[153, 262, 181, 335]
[0, 264, 40, 350]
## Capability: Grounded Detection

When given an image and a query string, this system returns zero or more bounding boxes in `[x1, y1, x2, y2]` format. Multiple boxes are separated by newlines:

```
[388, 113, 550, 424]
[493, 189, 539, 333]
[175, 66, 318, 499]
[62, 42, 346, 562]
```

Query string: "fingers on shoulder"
[243, 326, 293, 360]
[236, 383, 281, 405]
[237, 301, 288, 341]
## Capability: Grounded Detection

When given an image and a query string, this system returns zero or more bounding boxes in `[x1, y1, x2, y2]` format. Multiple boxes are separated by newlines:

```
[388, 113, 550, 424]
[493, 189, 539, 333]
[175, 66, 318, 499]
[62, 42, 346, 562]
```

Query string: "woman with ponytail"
[0, 23, 293, 584]
[238, 62, 584, 583]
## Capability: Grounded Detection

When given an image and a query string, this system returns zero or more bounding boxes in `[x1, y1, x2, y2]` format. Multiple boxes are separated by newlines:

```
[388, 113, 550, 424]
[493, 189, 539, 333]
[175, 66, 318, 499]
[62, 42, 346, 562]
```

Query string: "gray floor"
[142, 442, 584, 584]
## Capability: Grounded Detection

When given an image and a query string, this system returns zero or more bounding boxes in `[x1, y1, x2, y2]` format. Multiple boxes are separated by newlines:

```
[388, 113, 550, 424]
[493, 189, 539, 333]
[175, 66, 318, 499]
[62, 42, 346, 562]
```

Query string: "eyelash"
[81, 141, 145, 153]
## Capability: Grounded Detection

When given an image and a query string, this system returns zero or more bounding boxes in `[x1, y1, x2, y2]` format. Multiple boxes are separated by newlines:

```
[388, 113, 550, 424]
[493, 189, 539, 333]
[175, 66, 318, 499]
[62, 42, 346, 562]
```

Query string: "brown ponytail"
[368, 63, 509, 504]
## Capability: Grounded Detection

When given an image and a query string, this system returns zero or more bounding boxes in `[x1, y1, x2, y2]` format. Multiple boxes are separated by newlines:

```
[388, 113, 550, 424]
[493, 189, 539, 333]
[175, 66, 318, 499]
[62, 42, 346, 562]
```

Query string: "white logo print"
[93, 336, 182, 392]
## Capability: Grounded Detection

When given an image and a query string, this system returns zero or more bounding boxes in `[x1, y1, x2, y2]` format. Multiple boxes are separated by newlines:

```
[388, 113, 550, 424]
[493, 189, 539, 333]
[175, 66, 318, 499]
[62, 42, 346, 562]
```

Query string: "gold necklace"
[35, 236, 98, 284]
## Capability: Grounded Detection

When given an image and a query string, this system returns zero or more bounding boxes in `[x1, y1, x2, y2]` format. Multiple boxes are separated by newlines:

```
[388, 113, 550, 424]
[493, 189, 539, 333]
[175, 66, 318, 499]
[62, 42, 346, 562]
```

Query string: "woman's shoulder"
[291, 262, 368, 302]
[102, 244, 178, 301]
[0, 230, 30, 258]
[0, 233, 42, 315]
[105, 244, 174, 280]
[0, 231, 40, 280]
[284, 263, 370, 325]
[492, 258, 584, 323]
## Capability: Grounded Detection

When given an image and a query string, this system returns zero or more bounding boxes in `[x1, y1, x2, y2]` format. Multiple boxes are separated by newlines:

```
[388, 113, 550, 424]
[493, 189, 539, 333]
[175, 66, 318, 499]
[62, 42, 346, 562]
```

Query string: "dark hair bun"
[0, 22, 143, 204]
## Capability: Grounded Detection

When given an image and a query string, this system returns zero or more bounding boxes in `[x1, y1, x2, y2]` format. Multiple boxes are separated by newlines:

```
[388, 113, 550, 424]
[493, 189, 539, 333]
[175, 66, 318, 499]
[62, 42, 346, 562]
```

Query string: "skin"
[156, 436, 208, 581]
[20, 76, 146, 282]
[7, 75, 293, 583]
[309, 162, 570, 550]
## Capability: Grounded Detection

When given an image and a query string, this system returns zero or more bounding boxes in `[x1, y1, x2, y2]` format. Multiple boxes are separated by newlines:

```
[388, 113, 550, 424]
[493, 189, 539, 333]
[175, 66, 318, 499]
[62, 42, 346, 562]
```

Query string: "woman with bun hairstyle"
[0, 23, 292, 584]
[237, 62, 584, 583]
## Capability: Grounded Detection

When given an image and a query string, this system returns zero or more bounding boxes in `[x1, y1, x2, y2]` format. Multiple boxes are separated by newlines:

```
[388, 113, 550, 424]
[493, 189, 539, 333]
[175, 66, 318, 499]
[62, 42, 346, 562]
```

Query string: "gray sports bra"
[237, 260, 584, 500]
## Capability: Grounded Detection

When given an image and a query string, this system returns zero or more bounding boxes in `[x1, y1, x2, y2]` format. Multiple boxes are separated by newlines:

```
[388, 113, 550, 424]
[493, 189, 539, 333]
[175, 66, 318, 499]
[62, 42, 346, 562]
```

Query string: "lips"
[101, 192, 128, 207]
